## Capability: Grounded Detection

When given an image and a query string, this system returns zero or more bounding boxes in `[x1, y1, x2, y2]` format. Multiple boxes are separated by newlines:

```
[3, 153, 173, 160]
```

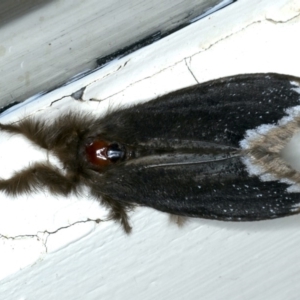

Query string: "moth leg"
[104, 196, 134, 233]
[0, 162, 78, 196]
[91, 190, 133, 233]
[0, 113, 90, 150]
[0, 119, 51, 149]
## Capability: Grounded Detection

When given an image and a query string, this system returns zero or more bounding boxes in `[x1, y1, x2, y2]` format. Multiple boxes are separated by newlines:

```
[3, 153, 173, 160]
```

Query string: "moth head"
[84, 138, 126, 172]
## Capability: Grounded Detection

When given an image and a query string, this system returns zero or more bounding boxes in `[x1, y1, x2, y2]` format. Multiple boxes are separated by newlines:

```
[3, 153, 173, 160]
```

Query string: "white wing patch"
[240, 81, 300, 193]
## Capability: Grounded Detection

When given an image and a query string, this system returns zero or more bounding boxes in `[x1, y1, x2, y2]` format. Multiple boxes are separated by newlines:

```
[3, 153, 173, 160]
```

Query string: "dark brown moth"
[1, 73, 300, 233]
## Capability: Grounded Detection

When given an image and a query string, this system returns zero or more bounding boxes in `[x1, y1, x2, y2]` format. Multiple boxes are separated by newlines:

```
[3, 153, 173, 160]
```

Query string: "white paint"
[1, 0, 300, 299]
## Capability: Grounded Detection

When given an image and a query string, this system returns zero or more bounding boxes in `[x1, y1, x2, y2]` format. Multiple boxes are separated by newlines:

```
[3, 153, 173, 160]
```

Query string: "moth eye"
[85, 140, 125, 167]
[106, 143, 125, 162]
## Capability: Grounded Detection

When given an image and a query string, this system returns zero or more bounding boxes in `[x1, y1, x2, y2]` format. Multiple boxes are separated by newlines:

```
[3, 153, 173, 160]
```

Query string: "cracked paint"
[184, 58, 199, 84]
[265, 0, 300, 22]
[85, 60, 198, 104]
[0, 218, 102, 253]
[189, 14, 300, 83]
[27, 1, 298, 111]
[79, 0, 300, 106]
[0, 219, 101, 280]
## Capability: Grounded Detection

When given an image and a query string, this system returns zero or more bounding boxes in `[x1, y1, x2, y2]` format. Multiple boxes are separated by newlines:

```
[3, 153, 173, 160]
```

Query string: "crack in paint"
[265, 10, 300, 24]
[0, 217, 103, 253]
[80, 59, 131, 101]
[85, 17, 298, 103]
[184, 58, 199, 84]
[89, 60, 187, 102]
[43, 59, 131, 106]
[89, 13, 300, 103]
[49, 94, 72, 106]
[82, 19, 251, 102]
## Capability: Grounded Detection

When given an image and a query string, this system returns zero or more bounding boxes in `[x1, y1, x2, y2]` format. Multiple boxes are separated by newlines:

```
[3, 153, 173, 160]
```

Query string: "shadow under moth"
[1, 73, 300, 233]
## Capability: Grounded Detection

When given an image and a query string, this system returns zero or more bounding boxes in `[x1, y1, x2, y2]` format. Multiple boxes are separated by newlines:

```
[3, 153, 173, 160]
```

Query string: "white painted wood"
[1, 0, 300, 299]
[0, 0, 223, 106]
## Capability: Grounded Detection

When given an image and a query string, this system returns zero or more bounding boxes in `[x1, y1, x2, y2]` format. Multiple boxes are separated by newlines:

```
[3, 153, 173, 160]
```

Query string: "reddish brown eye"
[85, 140, 124, 167]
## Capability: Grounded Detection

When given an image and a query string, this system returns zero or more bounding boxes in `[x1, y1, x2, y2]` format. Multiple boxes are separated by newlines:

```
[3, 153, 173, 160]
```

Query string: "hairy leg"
[0, 119, 54, 150]
[90, 187, 133, 233]
[0, 113, 94, 150]
[0, 162, 78, 196]
[105, 197, 133, 233]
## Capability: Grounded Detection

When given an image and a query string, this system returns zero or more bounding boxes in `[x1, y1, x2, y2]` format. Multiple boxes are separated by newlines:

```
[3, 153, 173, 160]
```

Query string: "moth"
[1, 73, 300, 233]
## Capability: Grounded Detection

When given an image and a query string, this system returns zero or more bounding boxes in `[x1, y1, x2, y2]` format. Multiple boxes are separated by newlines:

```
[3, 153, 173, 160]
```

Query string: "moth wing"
[94, 73, 300, 220]
[97, 73, 300, 148]
[96, 155, 300, 220]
